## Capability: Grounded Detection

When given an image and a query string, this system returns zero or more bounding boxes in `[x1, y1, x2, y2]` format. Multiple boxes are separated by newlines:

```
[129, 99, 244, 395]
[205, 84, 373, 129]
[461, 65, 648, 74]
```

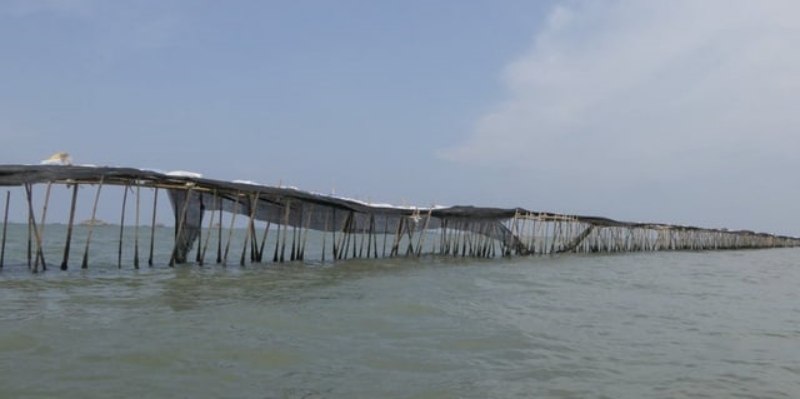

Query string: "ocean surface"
[1, 224, 799, 398]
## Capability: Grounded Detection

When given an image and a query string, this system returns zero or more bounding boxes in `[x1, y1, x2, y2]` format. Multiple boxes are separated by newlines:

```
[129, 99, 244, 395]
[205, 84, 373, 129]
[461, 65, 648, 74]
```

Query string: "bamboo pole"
[415, 208, 433, 257]
[199, 191, 218, 265]
[339, 213, 351, 260]
[61, 184, 79, 270]
[481, 223, 490, 258]
[343, 214, 352, 260]
[450, 220, 460, 256]
[321, 208, 329, 262]
[474, 223, 484, 258]
[280, 199, 291, 262]
[447, 219, 455, 255]
[216, 197, 223, 263]
[454, 220, 462, 256]
[439, 218, 447, 255]
[195, 195, 204, 264]
[460, 221, 468, 257]
[81, 178, 104, 269]
[553, 219, 561, 254]
[382, 214, 389, 258]
[168, 188, 193, 267]
[272, 202, 282, 262]
[371, 214, 378, 259]
[249, 220, 258, 263]
[148, 188, 158, 267]
[134, 185, 141, 269]
[222, 192, 240, 266]
[529, 214, 537, 255]
[118, 184, 129, 268]
[257, 210, 271, 262]
[478, 222, 494, 258]
[25, 184, 46, 272]
[35, 182, 52, 270]
[480, 223, 490, 258]
[240, 193, 259, 266]
[405, 215, 416, 256]
[290, 211, 298, 262]
[331, 209, 337, 260]
[364, 214, 373, 258]
[453, 219, 461, 255]
[26, 187, 32, 269]
[289, 223, 296, 261]
[489, 223, 498, 258]
[337, 212, 352, 260]
[390, 217, 403, 257]
[473, 222, 483, 257]
[351, 214, 359, 259]
[358, 214, 367, 259]
[0, 191, 9, 269]
[300, 204, 313, 261]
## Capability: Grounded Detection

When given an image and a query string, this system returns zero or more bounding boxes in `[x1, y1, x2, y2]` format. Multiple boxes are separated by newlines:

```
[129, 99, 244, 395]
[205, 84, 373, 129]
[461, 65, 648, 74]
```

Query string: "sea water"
[1, 224, 799, 398]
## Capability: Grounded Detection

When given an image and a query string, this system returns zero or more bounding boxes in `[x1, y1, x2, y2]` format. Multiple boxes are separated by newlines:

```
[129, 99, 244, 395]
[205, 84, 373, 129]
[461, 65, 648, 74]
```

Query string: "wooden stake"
[216, 196, 223, 263]
[60, 184, 79, 270]
[460, 221, 468, 257]
[35, 182, 52, 270]
[169, 187, 193, 267]
[195, 195, 204, 264]
[415, 208, 433, 257]
[249, 221, 258, 262]
[280, 200, 291, 262]
[222, 192, 240, 266]
[382, 214, 389, 258]
[240, 193, 259, 266]
[81, 178, 104, 269]
[390, 217, 403, 257]
[118, 184, 129, 268]
[25, 184, 46, 272]
[257, 209, 271, 262]
[134, 185, 141, 269]
[290, 216, 298, 261]
[440, 219, 446, 255]
[405, 213, 416, 256]
[358, 214, 367, 259]
[0, 190, 10, 269]
[199, 191, 218, 265]
[337, 212, 350, 260]
[26, 187, 32, 269]
[300, 204, 313, 261]
[148, 187, 158, 267]
[331, 209, 337, 260]
[321, 208, 329, 262]
[273, 203, 282, 262]
[351, 214, 358, 259]
[370, 214, 378, 258]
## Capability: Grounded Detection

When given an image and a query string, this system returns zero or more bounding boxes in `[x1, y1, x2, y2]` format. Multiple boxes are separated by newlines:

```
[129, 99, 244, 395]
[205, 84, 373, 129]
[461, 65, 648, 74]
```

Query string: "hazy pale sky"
[2, 0, 799, 235]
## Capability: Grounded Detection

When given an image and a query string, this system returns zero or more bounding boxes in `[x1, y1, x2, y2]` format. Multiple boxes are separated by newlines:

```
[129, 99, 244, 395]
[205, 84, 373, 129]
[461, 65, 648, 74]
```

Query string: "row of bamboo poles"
[502, 212, 798, 255]
[1, 182, 799, 272]
[0, 182, 165, 272]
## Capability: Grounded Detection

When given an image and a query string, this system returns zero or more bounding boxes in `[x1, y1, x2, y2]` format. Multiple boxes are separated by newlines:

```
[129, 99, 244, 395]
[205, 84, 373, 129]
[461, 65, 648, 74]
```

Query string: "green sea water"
[1, 224, 799, 398]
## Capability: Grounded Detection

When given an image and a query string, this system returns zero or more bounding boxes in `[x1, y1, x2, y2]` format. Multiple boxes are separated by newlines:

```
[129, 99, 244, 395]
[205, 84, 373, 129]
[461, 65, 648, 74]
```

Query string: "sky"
[2, 0, 800, 235]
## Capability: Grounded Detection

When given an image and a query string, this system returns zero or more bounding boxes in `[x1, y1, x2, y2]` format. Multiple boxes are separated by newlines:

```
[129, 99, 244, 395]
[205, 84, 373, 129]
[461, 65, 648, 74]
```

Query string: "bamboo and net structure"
[1, 164, 797, 271]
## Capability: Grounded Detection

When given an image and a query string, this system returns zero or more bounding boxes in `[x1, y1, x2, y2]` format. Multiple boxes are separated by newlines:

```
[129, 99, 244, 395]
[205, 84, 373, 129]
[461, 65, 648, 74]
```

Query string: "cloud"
[441, 0, 800, 181]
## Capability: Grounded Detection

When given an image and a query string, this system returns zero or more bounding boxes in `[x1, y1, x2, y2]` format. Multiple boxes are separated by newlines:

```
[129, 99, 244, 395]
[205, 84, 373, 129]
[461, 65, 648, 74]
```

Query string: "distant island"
[79, 218, 110, 226]
[75, 219, 166, 228]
